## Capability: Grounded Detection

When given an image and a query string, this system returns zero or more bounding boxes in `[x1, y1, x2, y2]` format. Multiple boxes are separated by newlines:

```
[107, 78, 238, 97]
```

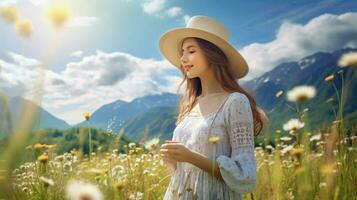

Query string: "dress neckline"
[195, 92, 235, 119]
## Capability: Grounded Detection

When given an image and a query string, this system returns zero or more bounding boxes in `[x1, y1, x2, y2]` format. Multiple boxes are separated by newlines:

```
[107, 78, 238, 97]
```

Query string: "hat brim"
[159, 28, 248, 79]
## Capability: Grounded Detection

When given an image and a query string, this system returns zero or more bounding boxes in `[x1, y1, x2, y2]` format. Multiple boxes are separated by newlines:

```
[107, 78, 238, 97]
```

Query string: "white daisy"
[338, 52, 357, 68]
[39, 176, 54, 187]
[280, 136, 292, 142]
[128, 142, 136, 148]
[66, 180, 103, 200]
[283, 118, 305, 132]
[287, 85, 316, 102]
[144, 138, 160, 151]
[310, 134, 322, 142]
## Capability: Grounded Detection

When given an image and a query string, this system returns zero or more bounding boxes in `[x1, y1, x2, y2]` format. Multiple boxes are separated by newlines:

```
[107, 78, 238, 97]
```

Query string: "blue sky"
[1, 0, 357, 124]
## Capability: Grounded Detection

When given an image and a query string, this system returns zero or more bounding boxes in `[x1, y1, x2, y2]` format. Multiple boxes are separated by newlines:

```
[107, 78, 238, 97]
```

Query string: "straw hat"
[159, 15, 248, 79]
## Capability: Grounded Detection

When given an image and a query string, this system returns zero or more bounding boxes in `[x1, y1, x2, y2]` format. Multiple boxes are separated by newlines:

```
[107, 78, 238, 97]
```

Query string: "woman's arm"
[188, 149, 223, 180]
[160, 140, 222, 180]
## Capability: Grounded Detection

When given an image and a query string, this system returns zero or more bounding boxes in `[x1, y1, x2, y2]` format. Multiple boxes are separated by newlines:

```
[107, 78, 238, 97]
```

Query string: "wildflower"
[283, 118, 305, 132]
[319, 182, 327, 188]
[82, 112, 90, 121]
[116, 180, 124, 190]
[129, 192, 144, 200]
[324, 74, 334, 82]
[14, 19, 32, 38]
[66, 180, 103, 200]
[135, 147, 143, 153]
[280, 136, 292, 142]
[286, 85, 316, 102]
[281, 145, 294, 155]
[326, 97, 334, 104]
[46, 4, 72, 28]
[34, 143, 43, 150]
[290, 147, 304, 157]
[275, 90, 283, 98]
[0, 6, 19, 23]
[39, 176, 54, 187]
[38, 155, 48, 164]
[265, 145, 274, 151]
[55, 155, 65, 162]
[310, 134, 321, 142]
[338, 52, 357, 68]
[209, 136, 220, 143]
[128, 142, 136, 148]
[145, 138, 160, 151]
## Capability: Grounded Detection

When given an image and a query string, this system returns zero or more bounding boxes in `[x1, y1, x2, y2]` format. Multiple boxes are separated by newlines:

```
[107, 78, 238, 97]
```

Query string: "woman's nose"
[180, 54, 187, 64]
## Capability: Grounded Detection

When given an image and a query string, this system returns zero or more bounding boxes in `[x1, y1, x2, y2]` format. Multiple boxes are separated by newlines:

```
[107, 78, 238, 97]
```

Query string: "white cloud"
[240, 12, 357, 80]
[141, 0, 166, 15]
[70, 50, 83, 58]
[67, 16, 99, 27]
[183, 14, 190, 25]
[166, 6, 182, 17]
[0, 50, 180, 124]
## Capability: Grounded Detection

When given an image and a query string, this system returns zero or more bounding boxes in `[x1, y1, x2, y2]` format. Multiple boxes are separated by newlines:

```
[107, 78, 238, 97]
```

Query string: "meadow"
[1, 4, 357, 200]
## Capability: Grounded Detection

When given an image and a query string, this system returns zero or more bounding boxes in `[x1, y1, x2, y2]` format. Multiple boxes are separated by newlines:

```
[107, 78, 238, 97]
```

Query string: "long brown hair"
[175, 37, 269, 136]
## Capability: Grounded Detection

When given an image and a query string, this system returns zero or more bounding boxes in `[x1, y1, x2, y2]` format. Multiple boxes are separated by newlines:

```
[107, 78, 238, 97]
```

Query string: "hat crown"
[186, 15, 229, 41]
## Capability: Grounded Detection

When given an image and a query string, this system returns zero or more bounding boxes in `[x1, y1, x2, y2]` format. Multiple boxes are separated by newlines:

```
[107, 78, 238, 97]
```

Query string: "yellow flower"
[290, 147, 304, 157]
[46, 4, 72, 28]
[14, 19, 32, 38]
[116, 180, 125, 190]
[321, 164, 334, 174]
[82, 112, 90, 121]
[209, 136, 220, 143]
[34, 143, 43, 150]
[0, 6, 19, 23]
[38, 155, 48, 164]
[324, 74, 334, 82]
[135, 147, 143, 153]
[275, 90, 283, 98]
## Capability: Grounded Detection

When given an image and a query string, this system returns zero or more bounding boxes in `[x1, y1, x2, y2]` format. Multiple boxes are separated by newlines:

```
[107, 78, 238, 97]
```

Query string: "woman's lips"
[185, 65, 193, 71]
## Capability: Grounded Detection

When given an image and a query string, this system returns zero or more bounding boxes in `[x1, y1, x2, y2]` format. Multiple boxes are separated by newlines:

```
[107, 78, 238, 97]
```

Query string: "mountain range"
[1, 47, 356, 141]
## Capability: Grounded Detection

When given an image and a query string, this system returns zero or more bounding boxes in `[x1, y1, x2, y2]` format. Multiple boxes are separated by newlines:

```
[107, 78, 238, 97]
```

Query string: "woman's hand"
[160, 140, 193, 163]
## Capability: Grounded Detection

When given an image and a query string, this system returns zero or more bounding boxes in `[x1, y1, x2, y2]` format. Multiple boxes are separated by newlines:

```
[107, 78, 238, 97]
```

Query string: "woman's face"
[180, 38, 210, 79]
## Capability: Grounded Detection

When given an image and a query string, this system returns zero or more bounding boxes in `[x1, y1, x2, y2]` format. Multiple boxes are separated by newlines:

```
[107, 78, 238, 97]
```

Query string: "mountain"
[244, 47, 357, 132]
[75, 92, 179, 133]
[0, 95, 70, 138]
[120, 106, 178, 142]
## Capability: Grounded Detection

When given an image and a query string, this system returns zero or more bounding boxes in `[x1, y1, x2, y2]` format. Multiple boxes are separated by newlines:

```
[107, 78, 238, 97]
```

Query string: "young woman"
[159, 15, 268, 200]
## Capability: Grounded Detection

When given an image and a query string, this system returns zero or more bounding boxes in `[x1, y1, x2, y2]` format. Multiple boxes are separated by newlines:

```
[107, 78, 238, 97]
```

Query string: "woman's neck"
[199, 70, 226, 96]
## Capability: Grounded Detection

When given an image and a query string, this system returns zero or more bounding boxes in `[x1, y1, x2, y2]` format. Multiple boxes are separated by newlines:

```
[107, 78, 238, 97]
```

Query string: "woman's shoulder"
[223, 92, 250, 113]
[228, 92, 249, 105]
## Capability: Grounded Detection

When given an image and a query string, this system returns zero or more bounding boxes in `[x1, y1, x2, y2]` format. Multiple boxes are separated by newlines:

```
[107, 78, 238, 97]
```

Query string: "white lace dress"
[163, 92, 257, 200]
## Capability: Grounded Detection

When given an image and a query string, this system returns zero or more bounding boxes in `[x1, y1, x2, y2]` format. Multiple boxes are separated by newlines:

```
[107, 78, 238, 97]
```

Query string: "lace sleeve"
[216, 93, 257, 194]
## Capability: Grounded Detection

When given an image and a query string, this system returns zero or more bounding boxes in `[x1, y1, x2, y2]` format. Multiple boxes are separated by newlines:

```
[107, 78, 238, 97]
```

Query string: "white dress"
[163, 92, 257, 200]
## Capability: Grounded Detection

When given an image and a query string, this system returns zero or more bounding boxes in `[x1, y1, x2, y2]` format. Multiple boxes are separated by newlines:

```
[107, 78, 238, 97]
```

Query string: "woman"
[159, 15, 268, 200]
